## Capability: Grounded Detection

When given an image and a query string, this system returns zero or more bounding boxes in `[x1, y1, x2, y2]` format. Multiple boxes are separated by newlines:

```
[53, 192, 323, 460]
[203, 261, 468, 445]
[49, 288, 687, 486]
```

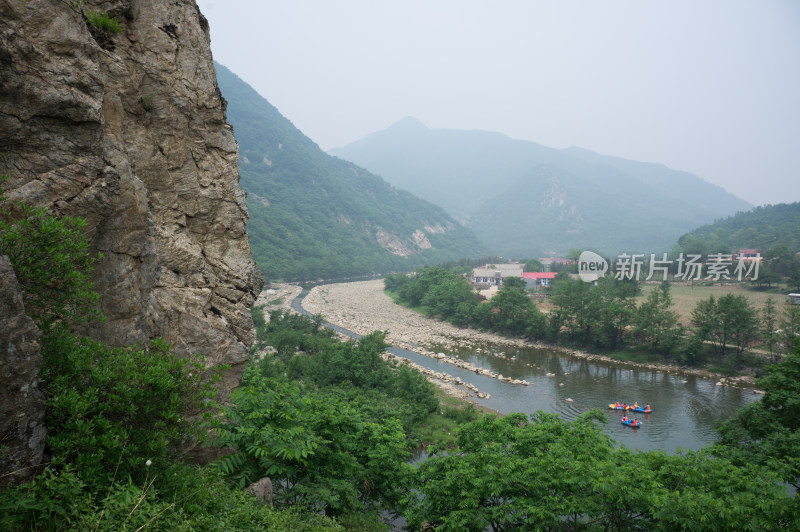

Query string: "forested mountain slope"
[678, 202, 800, 254]
[331, 118, 751, 257]
[216, 66, 487, 281]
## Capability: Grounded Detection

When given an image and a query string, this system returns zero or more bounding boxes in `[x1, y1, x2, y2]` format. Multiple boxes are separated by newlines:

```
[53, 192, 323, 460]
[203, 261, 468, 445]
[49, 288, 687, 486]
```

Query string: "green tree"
[42, 335, 212, 487]
[691, 294, 758, 367]
[592, 277, 636, 349]
[550, 276, 635, 348]
[752, 262, 782, 288]
[635, 282, 681, 354]
[397, 267, 451, 307]
[566, 248, 582, 261]
[761, 296, 780, 362]
[523, 258, 544, 272]
[501, 275, 526, 290]
[214, 372, 410, 515]
[550, 276, 594, 342]
[678, 233, 707, 255]
[781, 303, 800, 356]
[720, 293, 759, 367]
[788, 262, 800, 292]
[407, 411, 794, 531]
[767, 244, 794, 276]
[0, 197, 100, 333]
[421, 273, 477, 323]
[383, 272, 412, 293]
[715, 346, 800, 491]
[488, 282, 544, 337]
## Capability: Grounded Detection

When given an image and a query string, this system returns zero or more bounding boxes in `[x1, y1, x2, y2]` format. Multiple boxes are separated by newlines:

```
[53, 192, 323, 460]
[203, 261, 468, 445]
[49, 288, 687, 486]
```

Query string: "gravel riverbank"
[300, 279, 759, 390]
[302, 279, 529, 352]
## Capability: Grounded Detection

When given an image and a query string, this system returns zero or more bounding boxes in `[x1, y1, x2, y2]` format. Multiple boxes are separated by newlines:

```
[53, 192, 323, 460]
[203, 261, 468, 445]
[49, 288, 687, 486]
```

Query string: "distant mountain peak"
[390, 116, 428, 130]
[330, 123, 752, 257]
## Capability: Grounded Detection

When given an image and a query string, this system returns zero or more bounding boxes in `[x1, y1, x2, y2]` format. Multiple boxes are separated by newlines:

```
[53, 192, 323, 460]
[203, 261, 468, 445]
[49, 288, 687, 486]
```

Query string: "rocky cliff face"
[0, 256, 46, 487]
[0, 0, 262, 400]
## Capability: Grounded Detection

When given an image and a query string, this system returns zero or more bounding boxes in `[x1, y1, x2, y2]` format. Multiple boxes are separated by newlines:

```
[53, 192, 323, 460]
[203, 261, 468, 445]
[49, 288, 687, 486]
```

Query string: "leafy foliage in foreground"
[0, 462, 344, 531]
[0, 185, 343, 530]
[715, 347, 800, 490]
[213, 310, 441, 516]
[409, 411, 797, 531]
[1, 321, 343, 530]
[42, 334, 214, 488]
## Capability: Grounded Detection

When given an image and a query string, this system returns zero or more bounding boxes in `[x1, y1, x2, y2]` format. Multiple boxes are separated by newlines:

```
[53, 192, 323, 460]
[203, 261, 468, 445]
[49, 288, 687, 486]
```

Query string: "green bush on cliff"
[86, 11, 124, 34]
[0, 186, 101, 333]
[42, 334, 216, 488]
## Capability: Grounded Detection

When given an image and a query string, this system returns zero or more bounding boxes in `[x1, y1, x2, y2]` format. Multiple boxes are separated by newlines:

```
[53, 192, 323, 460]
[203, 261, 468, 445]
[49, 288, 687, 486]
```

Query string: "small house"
[472, 264, 524, 286]
[522, 271, 557, 288]
[788, 293, 800, 305]
[735, 249, 762, 261]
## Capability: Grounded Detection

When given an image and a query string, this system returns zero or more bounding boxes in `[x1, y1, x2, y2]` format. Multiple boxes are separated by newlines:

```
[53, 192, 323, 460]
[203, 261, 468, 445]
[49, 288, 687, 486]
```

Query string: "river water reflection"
[292, 293, 758, 454]
[426, 342, 759, 453]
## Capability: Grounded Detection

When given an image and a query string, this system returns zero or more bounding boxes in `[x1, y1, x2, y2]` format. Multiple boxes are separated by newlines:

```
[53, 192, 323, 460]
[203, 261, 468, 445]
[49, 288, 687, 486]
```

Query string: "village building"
[472, 263, 524, 286]
[522, 271, 558, 288]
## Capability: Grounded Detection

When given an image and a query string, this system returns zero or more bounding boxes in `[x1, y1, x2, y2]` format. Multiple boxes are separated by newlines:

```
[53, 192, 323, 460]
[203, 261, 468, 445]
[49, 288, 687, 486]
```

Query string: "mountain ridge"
[330, 118, 752, 257]
[677, 201, 800, 255]
[216, 66, 487, 281]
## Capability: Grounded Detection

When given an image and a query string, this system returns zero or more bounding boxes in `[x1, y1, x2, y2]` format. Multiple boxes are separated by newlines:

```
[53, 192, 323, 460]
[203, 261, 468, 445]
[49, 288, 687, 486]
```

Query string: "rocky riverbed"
[251, 280, 758, 401]
[300, 279, 759, 391]
[254, 283, 304, 315]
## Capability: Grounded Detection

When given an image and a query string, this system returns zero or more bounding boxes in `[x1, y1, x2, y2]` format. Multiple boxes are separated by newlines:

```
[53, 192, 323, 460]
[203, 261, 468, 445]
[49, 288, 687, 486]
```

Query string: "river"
[291, 290, 759, 453]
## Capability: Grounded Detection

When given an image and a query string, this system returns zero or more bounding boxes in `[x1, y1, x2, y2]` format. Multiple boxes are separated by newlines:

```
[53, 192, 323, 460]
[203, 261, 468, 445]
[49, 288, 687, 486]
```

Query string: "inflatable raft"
[608, 404, 626, 410]
[621, 419, 642, 428]
[629, 406, 651, 414]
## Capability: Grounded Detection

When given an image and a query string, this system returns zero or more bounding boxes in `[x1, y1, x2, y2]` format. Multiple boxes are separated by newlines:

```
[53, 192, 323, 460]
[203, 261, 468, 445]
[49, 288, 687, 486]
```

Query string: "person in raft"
[615, 402, 621, 408]
[622, 414, 629, 422]
[633, 418, 639, 425]
[632, 402, 639, 409]
[622, 403, 628, 410]
[646, 404, 650, 410]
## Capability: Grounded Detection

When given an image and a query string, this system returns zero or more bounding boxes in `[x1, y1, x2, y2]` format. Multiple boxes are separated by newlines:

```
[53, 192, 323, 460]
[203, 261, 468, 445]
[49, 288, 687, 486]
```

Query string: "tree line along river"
[292, 289, 759, 453]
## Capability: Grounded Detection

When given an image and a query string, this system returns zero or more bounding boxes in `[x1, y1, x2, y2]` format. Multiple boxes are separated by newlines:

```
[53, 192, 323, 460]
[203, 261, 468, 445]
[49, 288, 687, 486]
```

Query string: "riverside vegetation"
[2, 183, 799, 530]
[386, 266, 800, 374]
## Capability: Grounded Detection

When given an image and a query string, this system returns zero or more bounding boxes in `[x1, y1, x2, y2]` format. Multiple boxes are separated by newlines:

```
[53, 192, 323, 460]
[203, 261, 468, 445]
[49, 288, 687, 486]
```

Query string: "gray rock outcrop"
[0, 256, 46, 487]
[0, 1, 262, 400]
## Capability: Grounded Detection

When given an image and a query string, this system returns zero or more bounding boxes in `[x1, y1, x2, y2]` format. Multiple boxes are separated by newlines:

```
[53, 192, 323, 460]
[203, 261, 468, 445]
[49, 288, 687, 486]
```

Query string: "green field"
[638, 282, 785, 325]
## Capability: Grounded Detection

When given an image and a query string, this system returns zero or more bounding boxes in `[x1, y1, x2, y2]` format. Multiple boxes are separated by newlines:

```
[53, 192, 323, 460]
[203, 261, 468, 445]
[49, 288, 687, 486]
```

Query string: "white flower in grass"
[146, 459, 152, 467]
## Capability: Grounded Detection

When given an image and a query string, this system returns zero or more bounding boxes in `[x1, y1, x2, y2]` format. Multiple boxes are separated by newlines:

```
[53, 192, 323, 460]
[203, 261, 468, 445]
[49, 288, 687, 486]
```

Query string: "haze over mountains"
[215, 65, 487, 281]
[330, 118, 752, 258]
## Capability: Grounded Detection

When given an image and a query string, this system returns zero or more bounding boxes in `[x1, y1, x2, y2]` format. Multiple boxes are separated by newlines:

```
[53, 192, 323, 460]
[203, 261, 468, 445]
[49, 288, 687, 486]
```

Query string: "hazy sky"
[196, 0, 800, 206]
